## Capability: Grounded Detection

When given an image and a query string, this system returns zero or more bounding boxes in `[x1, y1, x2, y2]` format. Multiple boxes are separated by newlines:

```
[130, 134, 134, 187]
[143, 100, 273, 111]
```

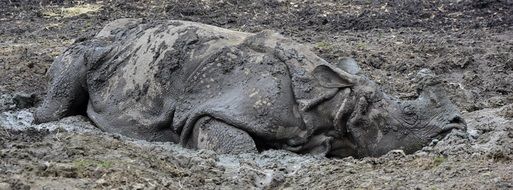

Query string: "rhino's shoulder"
[95, 18, 143, 39]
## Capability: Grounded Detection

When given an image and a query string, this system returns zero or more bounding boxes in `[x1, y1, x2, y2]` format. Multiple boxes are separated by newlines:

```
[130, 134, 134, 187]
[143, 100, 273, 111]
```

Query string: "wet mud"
[1, 0, 512, 189]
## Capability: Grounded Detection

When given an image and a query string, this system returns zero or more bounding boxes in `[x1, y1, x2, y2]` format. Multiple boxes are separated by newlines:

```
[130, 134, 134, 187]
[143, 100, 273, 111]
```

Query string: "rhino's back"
[89, 19, 251, 99]
[85, 20, 253, 141]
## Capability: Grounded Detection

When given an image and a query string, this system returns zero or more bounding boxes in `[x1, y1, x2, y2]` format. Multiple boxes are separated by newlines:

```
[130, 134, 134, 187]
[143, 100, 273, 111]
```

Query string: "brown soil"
[1, 0, 512, 189]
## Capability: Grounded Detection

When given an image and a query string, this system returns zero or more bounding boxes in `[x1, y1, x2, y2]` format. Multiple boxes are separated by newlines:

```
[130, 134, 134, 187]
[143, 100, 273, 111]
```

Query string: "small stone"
[467, 129, 480, 140]
[95, 179, 108, 186]
[415, 151, 428, 157]
[133, 183, 145, 189]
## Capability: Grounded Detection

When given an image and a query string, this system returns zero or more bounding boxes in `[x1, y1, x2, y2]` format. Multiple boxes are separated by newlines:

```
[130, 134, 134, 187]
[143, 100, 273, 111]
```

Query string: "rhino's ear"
[336, 57, 361, 75]
[312, 64, 355, 88]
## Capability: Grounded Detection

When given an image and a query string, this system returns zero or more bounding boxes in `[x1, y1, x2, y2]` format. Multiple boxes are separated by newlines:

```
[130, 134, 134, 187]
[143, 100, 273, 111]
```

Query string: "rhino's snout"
[432, 114, 467, 139]
[447, 115, 466, 131]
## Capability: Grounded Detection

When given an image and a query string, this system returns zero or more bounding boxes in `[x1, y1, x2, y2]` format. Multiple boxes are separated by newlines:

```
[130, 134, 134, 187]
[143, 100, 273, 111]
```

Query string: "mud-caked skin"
[34, 19, 467, 157]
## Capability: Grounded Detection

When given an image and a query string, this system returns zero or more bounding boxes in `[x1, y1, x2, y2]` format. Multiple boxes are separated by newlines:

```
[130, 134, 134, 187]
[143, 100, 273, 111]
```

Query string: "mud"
[1, 0, 512, 189]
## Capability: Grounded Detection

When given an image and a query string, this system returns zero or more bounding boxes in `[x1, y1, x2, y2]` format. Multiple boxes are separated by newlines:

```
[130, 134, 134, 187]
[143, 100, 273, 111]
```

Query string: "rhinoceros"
[34, 19, 466, 158]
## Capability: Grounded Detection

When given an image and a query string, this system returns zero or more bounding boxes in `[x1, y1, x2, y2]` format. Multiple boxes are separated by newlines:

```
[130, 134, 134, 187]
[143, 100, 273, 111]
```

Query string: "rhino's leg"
[34, 47, 89, 124]
[187, 117, 257, 154]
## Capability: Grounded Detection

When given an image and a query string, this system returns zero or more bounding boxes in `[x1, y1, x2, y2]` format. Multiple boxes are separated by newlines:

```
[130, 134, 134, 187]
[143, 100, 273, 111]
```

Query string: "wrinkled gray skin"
[34, 19, 466, 158]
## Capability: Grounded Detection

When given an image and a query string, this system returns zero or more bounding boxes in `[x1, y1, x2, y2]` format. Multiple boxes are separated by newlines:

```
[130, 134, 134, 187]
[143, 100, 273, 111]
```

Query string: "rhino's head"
[312, 61, 466, 157]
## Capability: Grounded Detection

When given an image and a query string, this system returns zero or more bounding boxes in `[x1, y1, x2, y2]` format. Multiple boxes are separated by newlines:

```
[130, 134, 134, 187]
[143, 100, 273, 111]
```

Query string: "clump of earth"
[1, 0, 512, 189]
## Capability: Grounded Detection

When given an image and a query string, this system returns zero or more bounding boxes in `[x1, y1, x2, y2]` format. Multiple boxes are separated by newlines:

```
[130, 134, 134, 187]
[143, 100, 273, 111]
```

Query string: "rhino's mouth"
[433, 127, 456, 140]
[431, 123, 466, 140]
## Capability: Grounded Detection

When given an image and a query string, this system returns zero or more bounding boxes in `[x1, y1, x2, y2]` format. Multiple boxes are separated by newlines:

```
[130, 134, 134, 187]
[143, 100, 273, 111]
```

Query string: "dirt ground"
[1, 0, 512, 189]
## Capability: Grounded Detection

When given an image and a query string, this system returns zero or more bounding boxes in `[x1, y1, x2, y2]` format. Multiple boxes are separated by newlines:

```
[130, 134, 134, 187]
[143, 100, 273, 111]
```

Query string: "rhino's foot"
[188, 117, 257, 154]
[33, 107, 59, 124]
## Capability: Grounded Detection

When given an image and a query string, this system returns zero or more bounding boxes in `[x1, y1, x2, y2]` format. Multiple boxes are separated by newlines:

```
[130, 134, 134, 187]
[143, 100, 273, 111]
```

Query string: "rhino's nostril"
[447, 116, 467, 130]
[449, 116, 463, 124]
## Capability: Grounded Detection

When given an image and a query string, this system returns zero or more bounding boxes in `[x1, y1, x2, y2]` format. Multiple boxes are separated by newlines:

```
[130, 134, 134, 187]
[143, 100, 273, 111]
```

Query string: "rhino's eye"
[402, 105, 418, 125]
[403, 105, 415, 115]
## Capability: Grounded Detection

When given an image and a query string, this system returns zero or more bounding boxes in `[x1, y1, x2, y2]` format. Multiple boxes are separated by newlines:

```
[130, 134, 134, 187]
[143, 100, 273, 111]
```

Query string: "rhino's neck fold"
[303, 87, 355, 134]
[332, 88, 354, 133]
